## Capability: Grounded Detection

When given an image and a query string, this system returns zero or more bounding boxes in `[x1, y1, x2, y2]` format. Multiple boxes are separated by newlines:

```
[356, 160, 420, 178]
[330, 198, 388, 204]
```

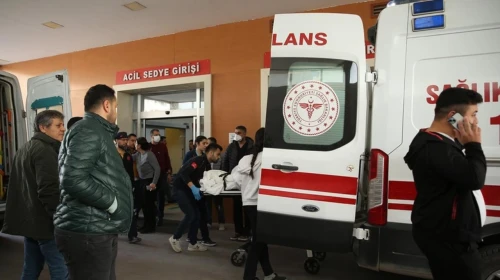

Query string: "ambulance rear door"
[26, 70, 71, 140]
[257, 13, 368, 252]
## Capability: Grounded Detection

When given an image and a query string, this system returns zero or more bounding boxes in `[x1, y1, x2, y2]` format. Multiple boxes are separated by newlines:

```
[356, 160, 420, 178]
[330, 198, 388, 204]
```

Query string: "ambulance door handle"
[272, 164, 299, 171]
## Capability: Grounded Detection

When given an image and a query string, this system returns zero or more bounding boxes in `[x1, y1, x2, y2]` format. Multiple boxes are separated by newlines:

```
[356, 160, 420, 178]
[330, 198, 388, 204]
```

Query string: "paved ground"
[0, 205, 419, 280]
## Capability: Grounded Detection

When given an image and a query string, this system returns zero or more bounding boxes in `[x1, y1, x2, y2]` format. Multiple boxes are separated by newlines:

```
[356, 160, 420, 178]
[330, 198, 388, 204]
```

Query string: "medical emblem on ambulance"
[283, 80, 340, 137]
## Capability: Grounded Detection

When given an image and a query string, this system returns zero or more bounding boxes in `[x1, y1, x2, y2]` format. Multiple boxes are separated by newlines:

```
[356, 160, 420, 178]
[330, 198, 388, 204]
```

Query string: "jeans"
[173, 189, 210, 244]
[243, 206, 274, 280]
[55, 229, 118, 280]
[206, 196, 225, 225]
[22, 237, 68, 280]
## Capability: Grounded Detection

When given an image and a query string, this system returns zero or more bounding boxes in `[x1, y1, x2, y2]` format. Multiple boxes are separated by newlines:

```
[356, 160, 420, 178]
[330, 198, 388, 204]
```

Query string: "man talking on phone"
[404, 87, 486, 280]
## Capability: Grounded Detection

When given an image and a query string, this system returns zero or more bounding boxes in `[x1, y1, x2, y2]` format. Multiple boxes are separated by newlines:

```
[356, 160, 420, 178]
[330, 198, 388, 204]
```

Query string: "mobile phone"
[448, 112, 464, 129]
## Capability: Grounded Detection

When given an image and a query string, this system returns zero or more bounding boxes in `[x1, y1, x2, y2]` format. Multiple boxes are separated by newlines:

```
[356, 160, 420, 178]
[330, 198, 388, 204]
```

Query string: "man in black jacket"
[222, 125, 254, 241]
[404, 87, 486, 280]
[169, 143, 222, 253]
[115, 132, 141, 244]
[2, 110, 68, 279]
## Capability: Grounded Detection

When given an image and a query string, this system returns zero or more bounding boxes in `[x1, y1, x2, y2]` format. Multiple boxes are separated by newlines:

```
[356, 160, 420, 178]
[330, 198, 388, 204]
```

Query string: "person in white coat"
[231, 127, 287, 280]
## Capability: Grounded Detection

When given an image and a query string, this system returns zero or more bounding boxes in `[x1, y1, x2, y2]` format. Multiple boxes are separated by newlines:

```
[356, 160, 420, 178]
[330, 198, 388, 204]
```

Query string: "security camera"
[165, 111, 171, 115]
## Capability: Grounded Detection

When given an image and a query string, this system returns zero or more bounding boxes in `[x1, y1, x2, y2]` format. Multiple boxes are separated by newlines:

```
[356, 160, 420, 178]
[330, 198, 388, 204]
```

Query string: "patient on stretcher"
[199, 170, 240, 195]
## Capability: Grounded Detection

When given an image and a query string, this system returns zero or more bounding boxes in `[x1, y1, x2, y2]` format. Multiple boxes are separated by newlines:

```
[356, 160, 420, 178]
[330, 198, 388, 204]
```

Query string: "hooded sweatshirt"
[403, 129, 486, 243]
[231, 152, 262, 206]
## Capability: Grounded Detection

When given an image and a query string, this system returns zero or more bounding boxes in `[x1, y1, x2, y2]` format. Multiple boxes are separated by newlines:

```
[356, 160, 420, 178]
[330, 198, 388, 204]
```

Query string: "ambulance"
[258, 0, 500, 278]
[0, 70, 71, 221]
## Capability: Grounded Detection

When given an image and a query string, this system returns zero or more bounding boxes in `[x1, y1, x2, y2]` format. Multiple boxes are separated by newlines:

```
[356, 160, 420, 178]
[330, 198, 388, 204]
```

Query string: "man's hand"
[454, 116, 482, 144]
[149, 183, 157, 191]
[167, 174, 172, 183]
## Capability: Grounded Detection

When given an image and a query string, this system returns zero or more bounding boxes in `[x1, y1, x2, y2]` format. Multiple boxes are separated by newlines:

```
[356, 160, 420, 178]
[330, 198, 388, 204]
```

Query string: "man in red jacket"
[150, 129, 173, 226]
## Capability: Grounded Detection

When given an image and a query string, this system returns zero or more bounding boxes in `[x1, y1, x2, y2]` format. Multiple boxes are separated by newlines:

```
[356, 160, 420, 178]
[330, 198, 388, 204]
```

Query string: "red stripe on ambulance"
[259, 189, 356, 205]
[260, 169, 358, 195]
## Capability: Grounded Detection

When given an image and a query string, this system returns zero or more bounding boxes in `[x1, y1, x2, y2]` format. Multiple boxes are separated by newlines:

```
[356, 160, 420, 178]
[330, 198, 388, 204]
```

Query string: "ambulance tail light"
[367, 149, 389, 226]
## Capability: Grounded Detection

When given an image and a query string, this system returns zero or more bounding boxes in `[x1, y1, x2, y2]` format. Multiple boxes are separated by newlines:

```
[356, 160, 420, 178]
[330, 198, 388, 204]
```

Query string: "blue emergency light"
[413, 14, 445, 31]
[412, 0, 444, 15]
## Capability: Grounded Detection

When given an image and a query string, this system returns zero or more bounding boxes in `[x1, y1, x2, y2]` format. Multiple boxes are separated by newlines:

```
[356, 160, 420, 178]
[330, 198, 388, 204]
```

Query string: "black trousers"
[413, 228, 481, 280]
[233, 196, 250, 235]
[55, 228, 118, 280]
[156, 173, 168, 219]
[141, 178, 157, 231]
[243, 206, 274, 280]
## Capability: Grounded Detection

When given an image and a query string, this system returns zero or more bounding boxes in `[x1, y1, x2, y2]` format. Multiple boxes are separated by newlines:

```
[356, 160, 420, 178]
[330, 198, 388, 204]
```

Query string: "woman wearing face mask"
[182, 135, 209, 164]
[133, 137, 161, 233]
[232, 128, 287, 280]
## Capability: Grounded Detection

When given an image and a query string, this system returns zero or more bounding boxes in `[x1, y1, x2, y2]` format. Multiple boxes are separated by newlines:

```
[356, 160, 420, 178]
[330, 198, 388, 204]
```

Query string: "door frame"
[114, 74, 211, 137]
[261, 68, 269, 127]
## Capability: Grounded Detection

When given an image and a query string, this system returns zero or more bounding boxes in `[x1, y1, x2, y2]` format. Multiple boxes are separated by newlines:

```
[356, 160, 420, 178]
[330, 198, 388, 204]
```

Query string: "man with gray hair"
[2, 110, 68, 279]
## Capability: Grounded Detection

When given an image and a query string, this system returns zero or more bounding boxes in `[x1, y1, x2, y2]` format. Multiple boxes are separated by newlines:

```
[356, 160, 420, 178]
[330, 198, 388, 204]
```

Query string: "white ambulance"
[258, 0, 500, 278]
[0, 70, 71, 221]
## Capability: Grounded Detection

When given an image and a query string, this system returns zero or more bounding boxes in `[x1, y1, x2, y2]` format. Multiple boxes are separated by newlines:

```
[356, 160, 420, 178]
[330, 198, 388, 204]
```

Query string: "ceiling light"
[123, 1, 146, 11]
[42, 21, 64, 29]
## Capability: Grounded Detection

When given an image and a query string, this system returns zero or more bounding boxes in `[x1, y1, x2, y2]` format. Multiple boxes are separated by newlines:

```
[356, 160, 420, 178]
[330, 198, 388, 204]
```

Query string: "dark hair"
[206, 143, 223, 153]
[161, 136, 166, 141]
[84, 84, 116, 112]
[434, 87, 483, 119]
[137, 137, 151, 150]
[208, 137, 217, 144]
[189, 139, 193, 142]
[235, 125, 247, 133]
[34, 110, 65, 133]
[150, 129, 159, 135]
[128, 133, 137, 138]
[67, 116, 82, 129]
[195, 135, 207, 145]
[250, 127, 265, 179]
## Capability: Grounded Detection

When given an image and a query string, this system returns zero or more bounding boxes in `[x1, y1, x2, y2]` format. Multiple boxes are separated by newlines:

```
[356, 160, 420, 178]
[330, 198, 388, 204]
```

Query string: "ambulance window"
[265, 57, 358, 151]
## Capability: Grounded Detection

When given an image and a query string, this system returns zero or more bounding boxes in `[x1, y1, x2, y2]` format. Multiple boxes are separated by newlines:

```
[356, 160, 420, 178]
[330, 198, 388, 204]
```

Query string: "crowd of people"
[0, 82, 487, 280]
[1, 84, 286, 280]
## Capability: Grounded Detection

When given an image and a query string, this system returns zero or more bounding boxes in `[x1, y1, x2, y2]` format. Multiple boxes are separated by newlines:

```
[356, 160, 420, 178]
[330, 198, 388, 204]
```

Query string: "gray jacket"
[133, 150, 161, 184]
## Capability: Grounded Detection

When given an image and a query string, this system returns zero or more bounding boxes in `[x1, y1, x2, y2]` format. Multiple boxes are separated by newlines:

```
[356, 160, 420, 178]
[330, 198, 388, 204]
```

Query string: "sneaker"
[264, 273, 287, 280]
[188, 243, 208, 252]
[238, 235, 249, 242]
[201, 239, 217, 247]
[129, 237, 142, 244]
[219, 224, 225, 231]
[169, 236, 182, 253]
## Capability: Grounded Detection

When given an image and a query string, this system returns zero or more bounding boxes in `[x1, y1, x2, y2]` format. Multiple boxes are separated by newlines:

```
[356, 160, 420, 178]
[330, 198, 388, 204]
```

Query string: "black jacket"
[403, 129, 486, 243]
[174, 154, 211, 192]
[222, 137, 254, 173]
[120, 149, 135, 184]
[2, 133, 61, 240]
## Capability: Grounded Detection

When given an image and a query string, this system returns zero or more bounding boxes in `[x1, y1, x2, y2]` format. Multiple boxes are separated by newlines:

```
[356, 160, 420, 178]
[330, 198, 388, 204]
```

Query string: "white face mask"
[233, 134, 242, 142]
[152, 135, 161, 143]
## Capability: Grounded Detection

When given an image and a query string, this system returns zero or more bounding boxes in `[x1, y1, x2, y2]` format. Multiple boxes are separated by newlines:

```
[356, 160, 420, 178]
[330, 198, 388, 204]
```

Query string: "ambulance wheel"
[231, 251, 246, 267]
[479, 244, 500, 280]
[304, 257, 321, 274]
[313, 251, 326, 261]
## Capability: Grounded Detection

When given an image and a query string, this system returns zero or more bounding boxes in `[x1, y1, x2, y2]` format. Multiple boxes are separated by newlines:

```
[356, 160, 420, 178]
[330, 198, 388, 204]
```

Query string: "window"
[265, 57, 358, 151]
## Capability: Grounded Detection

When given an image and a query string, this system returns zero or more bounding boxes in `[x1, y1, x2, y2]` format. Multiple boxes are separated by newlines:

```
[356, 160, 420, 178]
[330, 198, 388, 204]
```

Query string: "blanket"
[200, 170, 240, 196]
